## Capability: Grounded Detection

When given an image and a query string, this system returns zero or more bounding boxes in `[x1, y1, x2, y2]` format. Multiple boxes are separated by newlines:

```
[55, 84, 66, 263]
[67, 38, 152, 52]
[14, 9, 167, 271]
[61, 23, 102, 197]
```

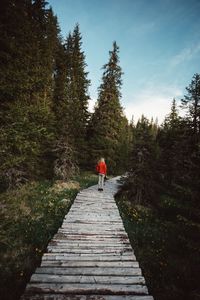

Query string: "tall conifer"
[124, 116, 159, 204]
[64, 25, 90, 166]
[0, 0, 60, 188]
[181, 73, 200, 135]
[158, 99, 181, 186]
[89, 42, 127, 173]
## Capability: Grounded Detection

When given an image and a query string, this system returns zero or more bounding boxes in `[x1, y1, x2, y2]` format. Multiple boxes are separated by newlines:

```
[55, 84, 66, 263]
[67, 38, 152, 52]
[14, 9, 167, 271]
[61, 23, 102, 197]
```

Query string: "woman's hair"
[100, 157, 105, 162]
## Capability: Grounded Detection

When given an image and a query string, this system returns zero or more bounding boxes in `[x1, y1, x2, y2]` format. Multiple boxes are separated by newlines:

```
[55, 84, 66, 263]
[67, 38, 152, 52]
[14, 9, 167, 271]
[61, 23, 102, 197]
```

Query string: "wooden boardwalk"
[21, 177, 154, 300]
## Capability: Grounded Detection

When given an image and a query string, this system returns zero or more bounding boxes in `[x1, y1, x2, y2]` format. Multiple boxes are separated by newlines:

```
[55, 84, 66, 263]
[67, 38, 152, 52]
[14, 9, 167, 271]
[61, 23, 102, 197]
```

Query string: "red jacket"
[96, 161, 107, 175]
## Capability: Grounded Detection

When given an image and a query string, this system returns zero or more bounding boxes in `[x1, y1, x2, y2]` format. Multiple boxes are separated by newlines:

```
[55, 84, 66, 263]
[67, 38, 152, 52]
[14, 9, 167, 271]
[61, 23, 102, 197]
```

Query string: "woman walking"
[96, 158, 107, 191]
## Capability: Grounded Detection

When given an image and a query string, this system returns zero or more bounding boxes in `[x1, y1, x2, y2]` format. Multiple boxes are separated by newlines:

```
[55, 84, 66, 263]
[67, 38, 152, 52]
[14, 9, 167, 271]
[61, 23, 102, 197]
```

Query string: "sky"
[48, 0, 200, 124]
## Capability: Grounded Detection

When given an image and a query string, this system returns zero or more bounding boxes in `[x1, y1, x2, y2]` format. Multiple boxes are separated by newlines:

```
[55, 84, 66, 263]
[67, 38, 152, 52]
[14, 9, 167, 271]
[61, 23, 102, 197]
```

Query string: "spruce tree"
[89, 41, 127, 174]
[0, 0, 33, 106]
[181, 73, 200, 135]
[158, 99, 181, 186]
[64, 24, 90, 167]
[126, 116, 159, 204]
[180, 74, 200, 203]
[0, 0, 60, 188]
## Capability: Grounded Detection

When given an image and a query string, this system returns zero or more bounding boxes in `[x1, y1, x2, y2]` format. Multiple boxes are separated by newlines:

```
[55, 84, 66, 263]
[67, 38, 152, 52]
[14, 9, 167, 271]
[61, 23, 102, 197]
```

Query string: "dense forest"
[0, 1, 200, 300]
[0, 0, 129, 191]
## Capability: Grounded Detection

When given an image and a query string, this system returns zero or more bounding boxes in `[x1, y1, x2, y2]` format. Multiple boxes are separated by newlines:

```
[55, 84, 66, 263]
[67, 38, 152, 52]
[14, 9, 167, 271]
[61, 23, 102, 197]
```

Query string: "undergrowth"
[116, 191, 200, 300]
[0, 172, 98, 300]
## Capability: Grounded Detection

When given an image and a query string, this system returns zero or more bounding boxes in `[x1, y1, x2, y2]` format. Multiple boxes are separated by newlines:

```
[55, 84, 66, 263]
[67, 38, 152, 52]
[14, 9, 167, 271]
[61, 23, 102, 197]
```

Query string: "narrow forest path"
[21, 177, 154, 300]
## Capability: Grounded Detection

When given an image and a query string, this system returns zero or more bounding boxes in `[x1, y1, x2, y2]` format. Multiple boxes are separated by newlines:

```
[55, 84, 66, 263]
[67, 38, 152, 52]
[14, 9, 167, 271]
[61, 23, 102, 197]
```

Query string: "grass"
[0, 171, 98, 300]
[115, 192, 200, 300]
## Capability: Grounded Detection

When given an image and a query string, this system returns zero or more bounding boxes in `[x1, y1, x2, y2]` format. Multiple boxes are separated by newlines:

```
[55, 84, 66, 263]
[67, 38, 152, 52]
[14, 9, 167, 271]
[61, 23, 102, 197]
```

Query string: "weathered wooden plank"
[49, 241, 130, 246]
[52, 236, 130, 243]
[52, 235, 130, 243]
[43, 254, 135, 260]
[69, 207, 119, 211]
[61, 226, 125, 231]
[58, 231, 126, 236]
[43, 251, 134, 256]
[50, 237, 128, 243]
[65, 219, 122, 223]
[60, 226, 125, 231]
[77, 194, 114, 198]
[41, 260, 139, 268]
[47, 246, 132, 252]
[24, 283, 148, 295]
[65, 219, 123, 223]
[62, 221, 124, 230]
[70, 207, 118, 211]
[47, 247, 133, 253]
[42, 254, 136, 261]
[64, 218, 123, 225]
[22, 295, 154, 300]
[72, 202, 116, 206]
[35, 267, 142, 276]
[58, 229, 128, 235]
[68, 212, 120, 216]
[66, 213, 121, 216]
[56, 243, 130, 248]
[57, 235, 129, 240]
[48, 240, 130, 251]
[30, 274, 145, 285]
[71, 199, 115, 203]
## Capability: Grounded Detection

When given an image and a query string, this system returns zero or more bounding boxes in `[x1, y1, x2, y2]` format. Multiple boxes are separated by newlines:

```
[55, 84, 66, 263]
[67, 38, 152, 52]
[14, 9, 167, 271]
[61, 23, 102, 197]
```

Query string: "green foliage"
[157, 99, 182, 186]
[88, 42, 129, 174]
[56, 24, 91, 166]
[0, 172, 97, 300]
[116, 192, 200, 300]
[0, 102, 55, 189]
[124, 116, 160, 204]
[74, 171, 99, 189]
[0, 181, 75, 300]
[120, 73, 200, 300]
[0, 0, 61, 188]
[181, 73, 200, 135]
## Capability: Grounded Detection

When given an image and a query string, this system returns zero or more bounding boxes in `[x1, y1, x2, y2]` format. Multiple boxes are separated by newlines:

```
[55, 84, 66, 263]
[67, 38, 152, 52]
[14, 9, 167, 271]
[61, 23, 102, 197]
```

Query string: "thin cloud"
[128, 21, 157, 37]
[170, 42, 200, 67]
[124, 85, 183, 124]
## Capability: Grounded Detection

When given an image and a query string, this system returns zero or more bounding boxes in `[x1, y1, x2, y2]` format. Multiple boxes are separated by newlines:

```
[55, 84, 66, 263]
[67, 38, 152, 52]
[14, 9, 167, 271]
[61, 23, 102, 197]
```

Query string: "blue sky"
[48, 0, 200, 123]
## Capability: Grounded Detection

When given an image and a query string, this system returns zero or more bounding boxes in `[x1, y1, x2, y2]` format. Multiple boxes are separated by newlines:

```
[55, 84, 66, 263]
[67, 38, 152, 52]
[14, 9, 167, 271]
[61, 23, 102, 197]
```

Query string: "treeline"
[0, 0, 129, 191]
[124, 73, 200, 207]
[120, 74, 200, 300]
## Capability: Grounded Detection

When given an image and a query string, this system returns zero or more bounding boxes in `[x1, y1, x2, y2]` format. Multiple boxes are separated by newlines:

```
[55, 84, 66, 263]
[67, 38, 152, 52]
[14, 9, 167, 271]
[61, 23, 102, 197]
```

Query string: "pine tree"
[52, 38, 78, 180]
[158, 92, 200, 205]
[53, 42, 69, 134]
[88, 41, 127, 174]
[0, 0, 60, 188]
[0, 0, 33, 106]
[181, 73, 200, 135]
[64, 25, 90, 166]
[115, 115, 131, 174]
[124, 116, 159, 204]
[180, 74, 200, 203]
[158, 99, 181, 186]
